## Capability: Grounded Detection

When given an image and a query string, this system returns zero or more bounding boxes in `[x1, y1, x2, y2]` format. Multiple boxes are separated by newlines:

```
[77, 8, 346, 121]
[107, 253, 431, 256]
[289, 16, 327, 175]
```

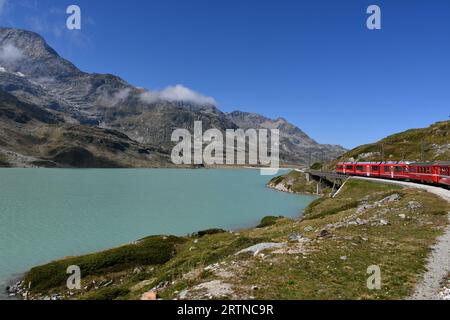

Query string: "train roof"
[337, 161, 413, 165]
[337, 162, 382, 164]
[412, 161, 450, 166]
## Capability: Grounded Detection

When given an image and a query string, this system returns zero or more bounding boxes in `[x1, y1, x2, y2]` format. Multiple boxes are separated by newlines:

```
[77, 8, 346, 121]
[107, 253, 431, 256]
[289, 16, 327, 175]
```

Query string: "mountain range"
[0, 27, 346, 168]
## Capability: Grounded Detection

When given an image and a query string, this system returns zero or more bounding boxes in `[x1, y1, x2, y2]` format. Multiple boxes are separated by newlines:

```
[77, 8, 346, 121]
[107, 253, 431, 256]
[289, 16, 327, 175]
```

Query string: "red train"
[336, 161, 450, 188]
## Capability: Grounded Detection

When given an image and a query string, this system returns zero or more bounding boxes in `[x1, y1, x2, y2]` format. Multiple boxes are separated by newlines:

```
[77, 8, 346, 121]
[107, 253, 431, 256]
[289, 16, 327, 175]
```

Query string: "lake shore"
[0, 168, 314, 300]
[7, 176, 450, 300]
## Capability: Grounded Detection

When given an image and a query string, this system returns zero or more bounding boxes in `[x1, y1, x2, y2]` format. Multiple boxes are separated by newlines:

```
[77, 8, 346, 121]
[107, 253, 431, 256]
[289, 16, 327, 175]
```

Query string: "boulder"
[407, 201, 422, 210]
[141, 291, 158, 300]
[318, 229, 331, 238]
[288, 233, 304, 242]
[379, 193, 401, 203]
[235, 243, 287, 256]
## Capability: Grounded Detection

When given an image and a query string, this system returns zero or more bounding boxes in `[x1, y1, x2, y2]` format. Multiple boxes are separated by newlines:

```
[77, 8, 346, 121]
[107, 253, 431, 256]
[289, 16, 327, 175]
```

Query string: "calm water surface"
[0, 168, 316, 296]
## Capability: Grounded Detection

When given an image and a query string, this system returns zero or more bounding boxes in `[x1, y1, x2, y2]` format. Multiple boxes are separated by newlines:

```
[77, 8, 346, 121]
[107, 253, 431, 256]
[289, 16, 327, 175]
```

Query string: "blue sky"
[0, 0, 449, 148]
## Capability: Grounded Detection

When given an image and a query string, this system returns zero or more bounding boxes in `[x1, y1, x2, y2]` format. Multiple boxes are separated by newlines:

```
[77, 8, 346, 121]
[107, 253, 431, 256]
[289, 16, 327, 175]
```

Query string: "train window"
[346, 165, 353, 170]
[372, 166, 379, 171]
[403, 167, 409, 173]
[384, 166, 390, 173]
[356, 166, 364, 171]
[395, 166, 402, 173]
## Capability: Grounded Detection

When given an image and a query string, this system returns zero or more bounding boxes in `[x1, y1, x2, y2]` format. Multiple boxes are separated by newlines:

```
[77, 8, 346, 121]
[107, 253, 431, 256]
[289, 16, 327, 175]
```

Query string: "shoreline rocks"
[5, 280, 29, 299]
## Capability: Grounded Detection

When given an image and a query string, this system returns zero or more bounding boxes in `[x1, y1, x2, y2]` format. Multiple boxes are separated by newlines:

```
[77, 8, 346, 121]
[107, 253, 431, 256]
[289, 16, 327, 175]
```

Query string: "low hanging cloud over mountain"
[0, 43, 24, 64]
[140, 84, 217, 105]
[96, 88, 132, 106]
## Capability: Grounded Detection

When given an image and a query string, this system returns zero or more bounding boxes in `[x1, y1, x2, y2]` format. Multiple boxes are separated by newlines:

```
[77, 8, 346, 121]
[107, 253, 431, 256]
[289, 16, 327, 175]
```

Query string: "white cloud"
[114, 88, 132, 101]
[0, 43, 24, 64]
[140, 85, 216, 105]
[96, 88, 133, 106]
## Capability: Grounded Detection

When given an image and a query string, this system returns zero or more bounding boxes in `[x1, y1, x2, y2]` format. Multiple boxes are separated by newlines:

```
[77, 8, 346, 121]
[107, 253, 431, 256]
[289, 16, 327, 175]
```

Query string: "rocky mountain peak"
[0, 28, 81, 79]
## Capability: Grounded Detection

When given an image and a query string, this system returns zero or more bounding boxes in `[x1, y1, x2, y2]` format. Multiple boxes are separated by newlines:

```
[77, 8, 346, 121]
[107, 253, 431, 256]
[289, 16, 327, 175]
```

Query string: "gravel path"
[353, 177, 450, 300]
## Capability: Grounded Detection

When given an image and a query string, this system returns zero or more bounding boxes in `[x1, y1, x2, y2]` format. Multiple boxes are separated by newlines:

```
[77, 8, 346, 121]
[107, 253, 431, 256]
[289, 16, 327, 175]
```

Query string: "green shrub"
[257, 216, 282, 228]
[310, 162, 323, 170]
[195, 228, 227, 238]
[269, 175, 285, 185]
[82, 286, 130, 300]
[25, 235, 185, 292]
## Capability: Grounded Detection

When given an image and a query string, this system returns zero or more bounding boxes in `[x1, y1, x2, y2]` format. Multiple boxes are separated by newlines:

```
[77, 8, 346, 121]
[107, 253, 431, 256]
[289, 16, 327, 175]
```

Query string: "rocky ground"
[438, 275, 450, 300]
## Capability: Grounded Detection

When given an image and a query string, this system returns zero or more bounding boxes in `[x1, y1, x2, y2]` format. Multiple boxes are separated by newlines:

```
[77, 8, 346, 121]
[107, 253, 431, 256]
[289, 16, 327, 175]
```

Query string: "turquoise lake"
[0, 168, 316, 297]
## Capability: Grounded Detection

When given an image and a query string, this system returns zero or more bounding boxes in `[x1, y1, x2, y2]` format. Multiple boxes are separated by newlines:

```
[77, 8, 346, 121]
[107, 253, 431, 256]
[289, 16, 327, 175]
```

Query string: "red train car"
[337, 162, 382, 177]
[409, 162, 435, 183]
[435, 162, 450, 186]
[336, 163, 346, 174]
[337, 161, 449, 188]
[353, 162, 381, 177]
[337, 162, 356, 175]
[337, 162, 410, 179]
[410, 162, 450, 186]
[379, 162, 410, 180]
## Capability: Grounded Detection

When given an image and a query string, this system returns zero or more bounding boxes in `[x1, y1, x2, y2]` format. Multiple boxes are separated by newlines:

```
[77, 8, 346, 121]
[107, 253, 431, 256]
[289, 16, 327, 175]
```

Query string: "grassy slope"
[326, 120, 449, 170]
[23, 180, 449, 300]
[268, 170, 318, 194]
